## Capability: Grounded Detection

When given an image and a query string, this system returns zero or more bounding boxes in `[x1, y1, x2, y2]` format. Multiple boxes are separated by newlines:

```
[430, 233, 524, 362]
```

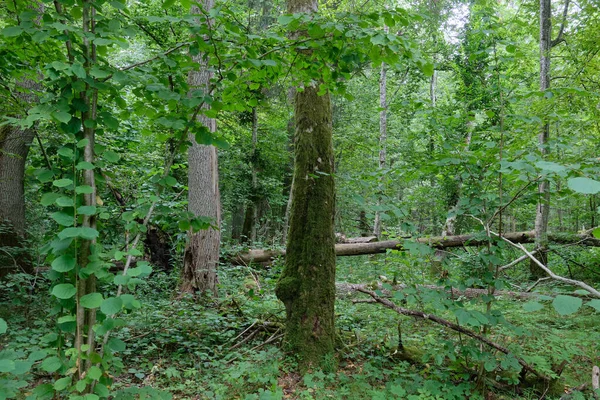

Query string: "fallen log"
[231, 231, 600, 265]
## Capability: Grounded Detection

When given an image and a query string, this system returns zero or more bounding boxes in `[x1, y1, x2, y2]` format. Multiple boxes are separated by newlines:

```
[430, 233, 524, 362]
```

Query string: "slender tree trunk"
[275, 0, 336, 372]
[242, 107, 259, 243]
[373, 50, 387, 239]
[532, 0, 553, 277]
[182, 0, 220, 296]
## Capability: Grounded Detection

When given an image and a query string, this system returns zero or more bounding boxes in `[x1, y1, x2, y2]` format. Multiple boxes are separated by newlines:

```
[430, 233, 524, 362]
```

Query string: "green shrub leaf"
[552, 295, 583, 316]
[52, 283, 77, 299]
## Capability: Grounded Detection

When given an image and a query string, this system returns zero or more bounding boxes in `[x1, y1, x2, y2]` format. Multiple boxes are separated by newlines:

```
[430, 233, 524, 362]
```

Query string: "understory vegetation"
[1, 0, 600, 399]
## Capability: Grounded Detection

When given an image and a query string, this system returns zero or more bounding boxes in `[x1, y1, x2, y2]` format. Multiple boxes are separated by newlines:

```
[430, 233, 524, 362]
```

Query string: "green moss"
[275, 83, 336, 373]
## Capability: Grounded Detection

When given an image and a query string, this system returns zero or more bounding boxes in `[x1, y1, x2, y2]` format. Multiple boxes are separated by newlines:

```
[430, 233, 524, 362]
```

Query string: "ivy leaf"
[552, 295, 582, 316]
[81, 293, 103, 309]
[567, 177, 600, 194]
[51, 254, 76, 272]
[51, 283, 77, 299]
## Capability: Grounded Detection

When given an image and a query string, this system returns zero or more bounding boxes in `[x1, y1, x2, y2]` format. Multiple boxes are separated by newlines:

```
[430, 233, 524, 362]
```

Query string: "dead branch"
[355, 287, 550, 381]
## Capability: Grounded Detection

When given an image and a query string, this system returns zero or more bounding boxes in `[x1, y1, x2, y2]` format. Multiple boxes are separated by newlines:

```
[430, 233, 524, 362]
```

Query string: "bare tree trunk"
[275, 0, 336, 373]
[182, 0, 220, 296]
[0, 124, 34, 275]
[373, 28, 388, 239]
[532, 0, 570, 277]
[242, 107, 259, 243]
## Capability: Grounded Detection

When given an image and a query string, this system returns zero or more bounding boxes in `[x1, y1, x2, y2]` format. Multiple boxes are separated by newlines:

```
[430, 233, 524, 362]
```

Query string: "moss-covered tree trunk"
[275, 0, 336, 372]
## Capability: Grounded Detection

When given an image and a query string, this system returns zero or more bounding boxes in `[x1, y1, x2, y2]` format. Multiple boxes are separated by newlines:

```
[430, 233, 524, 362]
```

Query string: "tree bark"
[373, 31, 388, 239]
[232, 230, 600, 265]
[275, 0, 336, 373]
[532, 0, 553, 277]
[182, 0, 220, 296]
[0, 124, 34, 276]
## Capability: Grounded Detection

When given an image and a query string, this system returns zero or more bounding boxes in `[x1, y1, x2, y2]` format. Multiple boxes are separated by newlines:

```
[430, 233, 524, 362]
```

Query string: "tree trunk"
[182, 0, 220, 296]
[373, 31, 388, 239]
[275, 0, 336, 373]
[532, 0, 552, 278]
[0, 124, 34, 276]
[241, 107, 259, 243]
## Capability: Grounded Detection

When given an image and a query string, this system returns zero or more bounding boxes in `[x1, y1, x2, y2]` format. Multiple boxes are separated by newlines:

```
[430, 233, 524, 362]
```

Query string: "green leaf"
[56, 196, 74, 207]
[52, 283, 77, 299]
[54, 376, 72, 391]
[101, 297, 123, 315]
[51, 211, 74, 227]
[164, 176, 177, 186]
[51, 254, 76, 272]
[71, 63, 86, 78]
[103, 150, 120, 162]
[53, 178, 73, 188]
[80, 293, 103, 309]
[77, 206, 97, 216]
[76, 161, 95, 170]
[58, 147, 75, 160]
[87, 366, 102, 380]
[107, 338, 126, 352]
[535, 161, 566, 173]
[593, 228, 600, 239]
[2, 26, 23, 37]
[53, 111, 72, 124]
[41, 356, 62, 372]
[77, 139, 89, 148]
[420, 62, 434, 77]
[76, 185, 94, 194]
[37, 169, 55, 182]
[523, 301, 544, 312]
[568, 177, 600, 194]
[114, 274, 130, 285]
[586, 299, 600, 312]
[41, 192, 62, 206]
[163, 0, 176, 8]
[0, 318, 6, 334]
[0, 359, 15, 373]
[58, 227, 99, 240]
[552, 295, 583, 316]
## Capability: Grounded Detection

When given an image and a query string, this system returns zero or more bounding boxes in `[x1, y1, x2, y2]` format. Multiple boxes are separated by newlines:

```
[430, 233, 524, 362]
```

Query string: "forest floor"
[1, 254, 599, 399]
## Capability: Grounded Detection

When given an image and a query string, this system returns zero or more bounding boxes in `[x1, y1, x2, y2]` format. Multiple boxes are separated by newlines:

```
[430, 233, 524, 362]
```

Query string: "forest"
[0, 0, 599, 399]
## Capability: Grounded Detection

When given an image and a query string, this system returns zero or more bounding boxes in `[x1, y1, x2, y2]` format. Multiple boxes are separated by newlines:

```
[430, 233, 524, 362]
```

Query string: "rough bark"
[275, 0, 336, 372]
[231, 231, 600, 265]
[0, 124, 34, 276]
[532, 0, 552, 277]
[182, 0, 220, 296]
[241, 107, 259, 243]
[373, 32, 388, 239]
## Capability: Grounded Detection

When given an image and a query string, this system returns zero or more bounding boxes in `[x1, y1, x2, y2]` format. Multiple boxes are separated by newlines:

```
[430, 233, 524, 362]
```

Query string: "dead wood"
[355, 287, 550, 381]
[231, 231, 600, 265]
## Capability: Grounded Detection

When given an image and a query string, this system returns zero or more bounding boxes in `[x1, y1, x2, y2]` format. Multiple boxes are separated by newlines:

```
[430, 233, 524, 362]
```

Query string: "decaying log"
[231, 231, 600, 265]
[355, 287, 550, 381]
